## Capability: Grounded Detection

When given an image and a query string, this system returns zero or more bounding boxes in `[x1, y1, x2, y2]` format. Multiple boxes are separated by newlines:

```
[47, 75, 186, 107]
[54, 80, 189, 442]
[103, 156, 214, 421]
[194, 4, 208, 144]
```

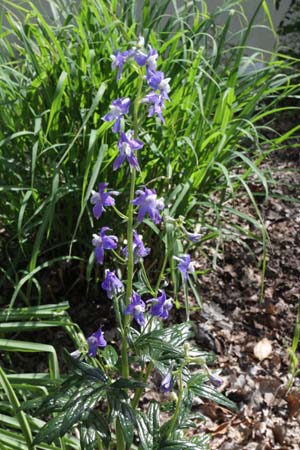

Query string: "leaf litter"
[191, 147, 300, 449]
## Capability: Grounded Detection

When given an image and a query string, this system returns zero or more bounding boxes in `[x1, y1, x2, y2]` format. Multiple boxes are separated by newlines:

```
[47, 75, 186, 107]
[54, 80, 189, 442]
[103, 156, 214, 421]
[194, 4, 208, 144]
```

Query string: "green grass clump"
[0, 0, 299, 307]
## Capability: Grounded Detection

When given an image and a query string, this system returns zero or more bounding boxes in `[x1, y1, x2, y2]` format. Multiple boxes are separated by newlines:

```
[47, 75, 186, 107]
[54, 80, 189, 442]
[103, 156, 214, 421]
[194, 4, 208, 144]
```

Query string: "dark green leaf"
[64, 351, 108, 382]
[87, 411, 111, 448]
[110, 378, 146, 390]
[101, 345, 118, 366]
[80, 411, 111, 449]
[136, 412, 154, 450]
[188, 374, 237, 411]
[80, 424, 97, 450]
[147, 402, 160, 442]
[158, 440, 209, 450]
[118, 403, 135, 447]
[33, 385, 105, 444]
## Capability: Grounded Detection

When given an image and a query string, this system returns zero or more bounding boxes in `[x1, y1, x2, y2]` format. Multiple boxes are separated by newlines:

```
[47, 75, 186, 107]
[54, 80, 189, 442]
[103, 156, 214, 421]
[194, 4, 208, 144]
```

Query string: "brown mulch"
[191, 148, 300, 449]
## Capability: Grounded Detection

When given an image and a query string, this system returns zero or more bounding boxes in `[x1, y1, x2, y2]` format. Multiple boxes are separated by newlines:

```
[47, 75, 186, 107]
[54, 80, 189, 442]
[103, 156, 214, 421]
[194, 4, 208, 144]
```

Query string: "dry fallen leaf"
[253, 338, 273, 361]
[287, 390, 300, 418]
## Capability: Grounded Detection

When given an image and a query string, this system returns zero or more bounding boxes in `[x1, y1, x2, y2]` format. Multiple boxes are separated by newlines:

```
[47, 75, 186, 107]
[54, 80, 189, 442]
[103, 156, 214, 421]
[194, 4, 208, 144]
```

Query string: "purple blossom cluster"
[160, 372, 173, 393]
[132, 187, 164, 224]
[87, 328, 107, 357]
[125, 289, 173, 326]
[86, 36, 199, 363]
[107, 37, 170, 129]
[91, 183, 119, 219]
[174, 254, 195, 280]
[122, 230, 150, 263]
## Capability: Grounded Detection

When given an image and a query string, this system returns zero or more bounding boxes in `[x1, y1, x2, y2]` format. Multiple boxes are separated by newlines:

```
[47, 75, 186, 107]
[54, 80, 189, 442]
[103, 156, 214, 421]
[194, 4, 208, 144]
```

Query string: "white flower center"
[110, 105, 121, 118]
[90, 191, 100, 204]
[134, 304, 145, 313]
[92, 234, 102, 246]
[159, 78, 171, 93]
[146, 194, 157, 205]
[122, 142, 132, 156]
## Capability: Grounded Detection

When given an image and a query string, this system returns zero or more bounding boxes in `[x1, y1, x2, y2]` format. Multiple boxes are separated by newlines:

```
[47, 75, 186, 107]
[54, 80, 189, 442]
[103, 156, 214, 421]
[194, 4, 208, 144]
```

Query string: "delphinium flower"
[102, 97, 130, 133]
[135, 45, 158, 73]
[92, 227, 118, 264]
[140, 92, 165, 122]
[174, 254, 195, 280]
[160, 372, 173, 393]
[146, 70, 171, 100]
[209, 374, 223, 388]
[122, 230, 150, 263]
[90, 183, 119, 219]
[187, 231, 203, 243]
[87, 328, 107, 357]
[101, 269, 124, 299]
[114, 131, 144, 170]
[132, 187, 164, 224]
[124, 291, 146, 326]
[111, 49, 133, 80]
[149, 290, 173, 320]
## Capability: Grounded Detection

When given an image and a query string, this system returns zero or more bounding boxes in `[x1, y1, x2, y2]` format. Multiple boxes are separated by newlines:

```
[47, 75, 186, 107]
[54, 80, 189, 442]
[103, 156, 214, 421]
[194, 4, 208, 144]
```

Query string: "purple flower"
[187, 232, 203, 243]
[122, 230, 150, 263]
[124, 291, 146, 326]
[90, 183, 119, 219]
[101, 269, 124, 299]
[135, 46, 158, 72]
[132, 187, 164, 224]
[146, 70, 171, 100]
[87, 328, 107, 357]
[149, 290, 173, 320]
[209, 374, 223, 388]
[111, 49, 133, 80]
[140, 92, 165, 122]
[174, 254, 195, 280]
[92, 227, 118, 264]
[102, 97, 130, 133]
[114, 131, 144, 170]
[160, 372, 173, 393]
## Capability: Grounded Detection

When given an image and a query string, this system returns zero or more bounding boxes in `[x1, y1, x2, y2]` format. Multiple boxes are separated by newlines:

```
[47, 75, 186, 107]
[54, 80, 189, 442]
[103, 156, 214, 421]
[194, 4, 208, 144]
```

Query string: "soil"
[190, 146, 300, 449]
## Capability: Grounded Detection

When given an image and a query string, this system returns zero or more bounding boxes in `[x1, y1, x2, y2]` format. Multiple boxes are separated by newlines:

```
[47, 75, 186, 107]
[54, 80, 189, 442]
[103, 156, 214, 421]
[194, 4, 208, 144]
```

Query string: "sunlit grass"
[0, 0, 299, 307]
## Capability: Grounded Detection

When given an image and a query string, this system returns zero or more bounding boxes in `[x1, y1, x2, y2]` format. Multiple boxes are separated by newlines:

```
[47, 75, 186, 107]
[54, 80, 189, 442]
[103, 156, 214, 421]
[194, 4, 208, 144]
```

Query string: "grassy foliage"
[0, 0, 299, 306]
[0, 302, 84, 449]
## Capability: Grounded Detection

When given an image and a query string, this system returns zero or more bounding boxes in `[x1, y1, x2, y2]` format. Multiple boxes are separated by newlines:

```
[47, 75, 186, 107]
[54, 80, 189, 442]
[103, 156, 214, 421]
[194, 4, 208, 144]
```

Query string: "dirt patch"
[192, 152, 300, 449]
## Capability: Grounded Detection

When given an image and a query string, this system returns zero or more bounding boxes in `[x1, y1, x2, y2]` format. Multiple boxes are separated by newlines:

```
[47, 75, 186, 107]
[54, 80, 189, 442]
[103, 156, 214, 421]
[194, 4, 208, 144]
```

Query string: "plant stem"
[121, 73, 143, 379]
[167, 370, 183, 438]
[131, 360, 154, 409]
[183, 276, 189, 321]
[141, 260, 156, 295]
[121, 167, 136, 379]
[116, 419, 126, 450]
[113, 294, 124, 335]
[155, 252, 168, 293]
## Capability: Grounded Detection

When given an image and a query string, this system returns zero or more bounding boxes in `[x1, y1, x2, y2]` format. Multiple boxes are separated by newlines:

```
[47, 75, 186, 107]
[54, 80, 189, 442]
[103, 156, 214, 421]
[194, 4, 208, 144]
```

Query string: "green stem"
[111, 249, 126, 264]
[121, 168, 136, 379]
[155, 252, 168, 293]
[116, 419, 126, 450]
[121, 74, 143, 379]
[141, 260, 156, 295]
[96, 434, 104, 450]
[168, 370, 183, 438]
[183, 276, 189, 321]
[131, 361, 154, 409]
[113, 294, 124, 335]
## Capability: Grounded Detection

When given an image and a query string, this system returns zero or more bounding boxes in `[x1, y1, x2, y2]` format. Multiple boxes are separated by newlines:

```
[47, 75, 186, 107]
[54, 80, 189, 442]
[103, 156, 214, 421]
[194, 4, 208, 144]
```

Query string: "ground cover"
[194, 148, 300, 449]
